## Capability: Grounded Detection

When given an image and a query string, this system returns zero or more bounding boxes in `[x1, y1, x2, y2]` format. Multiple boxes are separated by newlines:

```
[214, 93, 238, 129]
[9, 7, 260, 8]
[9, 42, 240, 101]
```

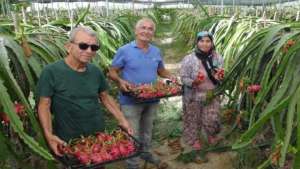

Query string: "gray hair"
[135, 18, 156, 31]
[68, 26, 99, 44]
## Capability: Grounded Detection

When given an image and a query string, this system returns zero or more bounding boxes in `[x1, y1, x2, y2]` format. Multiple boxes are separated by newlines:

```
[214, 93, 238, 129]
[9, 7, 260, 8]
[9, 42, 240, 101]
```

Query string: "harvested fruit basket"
[57, 127, 141, 169]
[124, 80, 182, 101]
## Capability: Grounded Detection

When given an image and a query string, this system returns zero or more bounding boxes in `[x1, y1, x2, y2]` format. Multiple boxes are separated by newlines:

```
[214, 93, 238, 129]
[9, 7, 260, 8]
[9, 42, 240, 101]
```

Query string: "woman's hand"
[213, 68, 224, 81]
[192, 71, 205, 86]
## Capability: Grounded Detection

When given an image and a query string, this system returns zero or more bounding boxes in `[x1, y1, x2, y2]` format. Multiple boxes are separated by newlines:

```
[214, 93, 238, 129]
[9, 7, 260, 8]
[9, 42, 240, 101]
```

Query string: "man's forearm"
[38, 97, 66, 155]
[38, 98, 53, 137]
[108, 68, 122, 83]
[99, 92, 126, 123]
[158, 68, 173, 79]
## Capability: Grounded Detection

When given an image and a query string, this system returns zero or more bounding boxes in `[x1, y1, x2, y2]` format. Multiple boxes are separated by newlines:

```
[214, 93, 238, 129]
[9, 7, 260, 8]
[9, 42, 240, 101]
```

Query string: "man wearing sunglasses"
[108, 18, 174, 169]
[36, 26, 132, 161]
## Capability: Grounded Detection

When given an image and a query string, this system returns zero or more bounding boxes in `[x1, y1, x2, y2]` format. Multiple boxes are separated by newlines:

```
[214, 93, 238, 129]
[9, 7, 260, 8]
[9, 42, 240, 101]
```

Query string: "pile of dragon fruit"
[59, 130, 137, 166]
[130, 80, 181, 100]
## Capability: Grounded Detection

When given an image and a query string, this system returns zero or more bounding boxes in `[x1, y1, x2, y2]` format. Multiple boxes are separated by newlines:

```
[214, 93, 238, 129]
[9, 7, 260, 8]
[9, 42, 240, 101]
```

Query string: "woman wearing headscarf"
[180, 31, 224, 150]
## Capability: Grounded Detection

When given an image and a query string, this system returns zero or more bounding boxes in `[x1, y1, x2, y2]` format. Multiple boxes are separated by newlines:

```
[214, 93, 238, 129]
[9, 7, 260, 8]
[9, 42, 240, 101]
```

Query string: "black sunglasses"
[72, 42, 100, 51]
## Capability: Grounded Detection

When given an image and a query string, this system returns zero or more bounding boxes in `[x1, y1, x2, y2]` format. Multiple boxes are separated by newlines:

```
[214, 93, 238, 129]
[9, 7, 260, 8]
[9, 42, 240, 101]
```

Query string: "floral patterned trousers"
[182, 98, 221, 145]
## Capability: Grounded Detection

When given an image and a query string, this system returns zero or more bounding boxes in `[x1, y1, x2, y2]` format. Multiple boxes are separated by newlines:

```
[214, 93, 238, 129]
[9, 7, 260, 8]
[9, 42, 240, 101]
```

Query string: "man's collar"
[131, 41, 138, 48]
[131, 40, 152, 49]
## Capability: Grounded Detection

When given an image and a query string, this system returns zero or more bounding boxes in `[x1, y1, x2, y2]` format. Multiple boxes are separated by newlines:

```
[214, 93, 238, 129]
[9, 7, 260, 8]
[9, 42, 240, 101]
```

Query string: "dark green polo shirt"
[37, 60, 108, 141]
